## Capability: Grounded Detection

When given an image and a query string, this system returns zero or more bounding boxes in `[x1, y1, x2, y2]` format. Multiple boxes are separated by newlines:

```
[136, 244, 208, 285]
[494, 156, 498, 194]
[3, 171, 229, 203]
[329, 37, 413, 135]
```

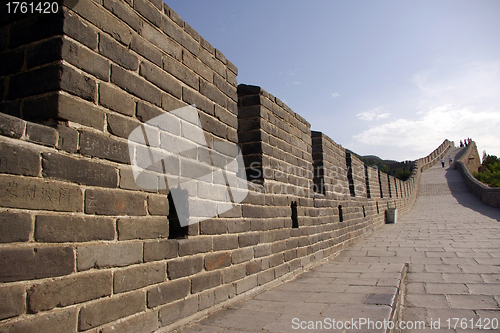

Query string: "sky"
[167, 0, 500, 161]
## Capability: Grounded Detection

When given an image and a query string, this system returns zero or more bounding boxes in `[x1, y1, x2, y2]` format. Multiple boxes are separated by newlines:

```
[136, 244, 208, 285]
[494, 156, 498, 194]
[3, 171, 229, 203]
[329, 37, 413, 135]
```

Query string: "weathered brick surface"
[147, 278, 190, 308]
[63, 10, 98, 50]
[78, 291, 145, 330]
[99, 83, 135, 116]
[0, 308, 77, 333]
[114, 262, 166, 293]
[0, 285, 25, 320]
[79, 130, 130, 164]
[167, 255, 203, 279]
[139, 60, 182, 98]
[62, 37, 109, 81]
[42, 152, 118, 188]
[35, 214, 115, 242]
[191, 271, 221, 293]
[147, 194, 169, 215]
[85, 188, 146, 216]
[0, 212, 31, 243]
[107, 113, 142, 139]
[205, 252, 231, 271]
[28, 271, 112, 313]
[144, 239, 178, 262]
[99, 33, 139, 71]
[77, 243, 142, 271]
[25, 123, 58, 147]
[0, 175, 83, 212]
[0, 112, 25, 139]
[0, 141, 39, 177]
[58, 93, 106, 130]
[178, 237, 212, 256]
[117, 217, 168, 240]
[0, 247, 74, 282]
[158, 296, 198, 327]
[99, 310, 159, 333]
[111, 64, 162, 106]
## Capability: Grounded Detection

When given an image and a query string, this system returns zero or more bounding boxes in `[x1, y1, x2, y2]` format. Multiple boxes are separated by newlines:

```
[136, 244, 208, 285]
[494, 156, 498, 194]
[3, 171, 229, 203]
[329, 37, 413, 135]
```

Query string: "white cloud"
[356, 107, 391, 121]
[294, 81, 301, 85]
[330, 92, 341, 98]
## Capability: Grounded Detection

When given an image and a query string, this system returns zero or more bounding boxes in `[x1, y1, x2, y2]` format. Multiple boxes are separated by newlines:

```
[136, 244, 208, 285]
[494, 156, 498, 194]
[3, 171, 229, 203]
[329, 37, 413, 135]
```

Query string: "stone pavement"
[177, 147, 500, 333]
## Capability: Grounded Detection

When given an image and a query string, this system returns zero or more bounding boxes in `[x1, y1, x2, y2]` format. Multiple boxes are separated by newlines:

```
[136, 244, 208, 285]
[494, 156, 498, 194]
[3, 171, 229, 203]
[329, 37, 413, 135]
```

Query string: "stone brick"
[200, 219, 226, 235]
[0, 212, 31, 243]
[0, 141, 40, 177]
[117, 217, 168, 240]
[239, 233, 259, 247]
[198, 289, 214, 310]
[134, 0, 162, 27]
[99, 310, 158, 333]
[35, 214, 114, 243]
[215, 104, 238, 128]
[99, 33, 139, 70]
[42, 152, 118, 188]
[158, 296, 198, 327]
[24, 37, 63, 70]
[131, 33, 162, 66]
[147, 278, 190, 308]
[213, 234, 238, 251]
[214, 74, 237, 102]
[227, 220, 250, 233]
[141, 22, 181, 61]
[222, 264, 246, 284]
[144, 239, 178, 262]
[215, 49, 227, 64]
[232, 248, 254, 264]
[205, 252, 231, 271]
[258, 269, 274, 286]
[163, 55, 199, 90]
[8, 64, 61, 100]
[63, 10, 98, 50]
[62, 37, 109, 81]
[167, 255, 203, 279]
[182, 87, 213, 115]
[79, 130, 130, 163]
[25, 123, 58, 147]
[198, 112, 227, 138]
[0, 284, 25, 320]
[178, 237, 212, 256]
[182, 50, 213, 83]
[78, 291, 145, 330]
[254, 244, 272, 258]
[58, 93, 106, 130]
[61, 63, 97, 102]
[28, 271, 112, 313]
[164, 4, 184, 27]
[0, 247, 74, 283]
[246, 260, 262, 275]
[72, 0, 132, 45]
[200, 36, 214, 54]
[85, 188, 146, 216]
[111, 64, 161, 106]
[139, 60, 182, 98]
[227, 60, 238, 75]
[236, 275, 257, 294]
[107, 113, 142, 139]
[77, 243, 142, 271]
[99, 83, 135, 116]
[191, 271, 221, 293]
[147, 194, 169, 215]
[184, 23, 200, 42]
[0, 175, 83, 212]
[102, 0, 141, 32]
[214, 283, 236, 304]
[114, 262, 166, 293]
[161, 16, 199, 56]
[200, 80, 227, 108]
[0, 308, 77, 333]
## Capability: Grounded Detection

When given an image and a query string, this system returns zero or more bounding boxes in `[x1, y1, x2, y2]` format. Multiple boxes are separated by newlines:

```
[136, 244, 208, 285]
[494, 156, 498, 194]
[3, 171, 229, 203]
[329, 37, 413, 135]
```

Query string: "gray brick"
[182, 87, 213, 115]
[79, 130, 130, 163]
[0, 175, 83, 212]
[56, 124, 79, 153]
[72, 0, 132, 45]
[35, 214, 114, 243]
[161, 16, 199, 56]
[200, 80, 227, 108]
[205, 252, 231, 271]
[213, 234, 238, 251]
[228, 220, 250, 233]
[62, 37, 109, 81]
[198, 48, 225, 78]
[147, 194, 169, 215]
[0, 112, 26, 139]
[111, 63, 162, 106]
[0, 247, 74, 283]
[147, 278, 189, 307]
[239, 233, 259, 247]
[117, 217, 168, 240]
[103, 0, 141, 32]
[85, 188, 146, 216]
[215, 104, 238, 128]
[198, 112, 227, 138]
[163, 55, 199, 90]
[99, 311, 158, 333]
[144, 239, 178, 262]
[114, 262, 166, 293]
[158, 296, 197, 327]
[63, 10, 98, 50]
[215, 49, 227, 64]
[246, 260, 262, 275]
[99, 33, 139, 70]
[167, 255, 203, 279]
[107, 113, 142, 139]
[200, 36, 214, 54]
[99, 83, 135, 116]
[141, 22, 181, 61]
[42, 152, 118, 188]
[131, 33, 162, 66]
[0, 212, 31, 243]
[258, 269, 274, 286]
[236, 275, 257, 294]
[77, 243, 142, 271]
[232, 248, 254, 264]
[0, 141, 40, 177]
[78, 291, 145, 330]
[61, 63, 96, 102]
[0, 308, 77, 333]
[58, 93, 106, 130]
[191, 271, 221, 293]
[0, 284, 25, 320]
[200, 219, 226, 235]
[178, 237, 212, 256]
[28, 271, 112, 313]
[222, 264, 246, 284]
[183, 50, 213, 83]
[134, 0, 162, 27]
[198, 289, 214, 310]
[254, 244, 272, 258]
[214, 74, 237, 101]
[139, 60, 182, 98]
[227, 59, 238, 75]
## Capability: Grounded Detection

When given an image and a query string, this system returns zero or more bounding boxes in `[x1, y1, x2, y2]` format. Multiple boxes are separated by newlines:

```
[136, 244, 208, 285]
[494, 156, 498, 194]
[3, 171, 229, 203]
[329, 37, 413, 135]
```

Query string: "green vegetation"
[474, 154, 500, 187]
[395, 168, 411, 181]
[355, 155, 390, 174]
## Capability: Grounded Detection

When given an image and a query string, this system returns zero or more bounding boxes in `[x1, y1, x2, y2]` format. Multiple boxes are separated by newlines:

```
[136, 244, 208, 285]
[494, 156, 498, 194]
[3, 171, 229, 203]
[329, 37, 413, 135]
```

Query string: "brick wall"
[0, 0, 454, 331]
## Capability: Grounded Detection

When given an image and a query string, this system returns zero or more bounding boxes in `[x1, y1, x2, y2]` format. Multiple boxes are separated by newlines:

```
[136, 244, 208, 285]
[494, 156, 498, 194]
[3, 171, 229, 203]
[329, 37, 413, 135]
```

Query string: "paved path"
[178, 147, 500, 333]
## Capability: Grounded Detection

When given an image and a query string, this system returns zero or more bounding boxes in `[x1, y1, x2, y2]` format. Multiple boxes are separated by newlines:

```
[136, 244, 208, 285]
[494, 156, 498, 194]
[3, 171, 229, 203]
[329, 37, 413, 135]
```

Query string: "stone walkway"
[177, 147, 500, 332]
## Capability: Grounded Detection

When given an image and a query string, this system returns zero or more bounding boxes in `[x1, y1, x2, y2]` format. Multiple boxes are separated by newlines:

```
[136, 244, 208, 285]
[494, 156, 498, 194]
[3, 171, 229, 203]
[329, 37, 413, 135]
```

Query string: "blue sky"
[167, 0, 500, 161]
